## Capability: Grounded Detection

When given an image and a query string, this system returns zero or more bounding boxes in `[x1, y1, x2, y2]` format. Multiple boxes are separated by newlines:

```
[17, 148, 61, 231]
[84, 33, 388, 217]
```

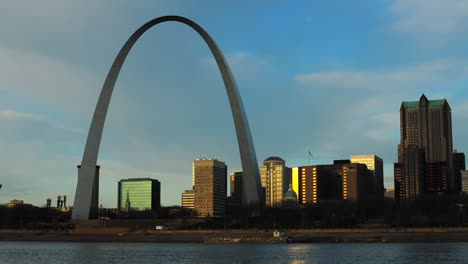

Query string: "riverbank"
[2, 228, 468, 243]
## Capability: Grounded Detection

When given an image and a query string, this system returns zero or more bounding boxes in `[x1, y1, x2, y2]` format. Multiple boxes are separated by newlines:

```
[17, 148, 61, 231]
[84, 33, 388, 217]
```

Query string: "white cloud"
[391, 0, 468, 35]
[295, 59, 468, 92]
[0, 110, 42, 121]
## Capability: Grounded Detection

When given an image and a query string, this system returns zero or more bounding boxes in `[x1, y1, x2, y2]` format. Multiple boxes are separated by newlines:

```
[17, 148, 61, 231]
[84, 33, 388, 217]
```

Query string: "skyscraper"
[351, 155, 384, 195]
[193, 158, 227, 217]
[118, 178, 161, 211]
[395, 94, 454, 199]
[260, 156, 291, 207]
[230, 170, 243, 205]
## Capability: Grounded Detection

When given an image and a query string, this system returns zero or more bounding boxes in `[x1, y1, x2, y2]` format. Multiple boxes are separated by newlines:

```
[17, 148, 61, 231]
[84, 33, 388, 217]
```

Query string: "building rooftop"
[402, 95, 447, 109]
[284, 184, 297, 199]
[264, 156, 285, 162]
[119, 178, 160, 182]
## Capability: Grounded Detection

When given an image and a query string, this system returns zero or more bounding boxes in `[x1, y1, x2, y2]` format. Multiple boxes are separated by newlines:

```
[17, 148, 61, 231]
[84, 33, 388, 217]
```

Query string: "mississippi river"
[1, 242, 467, 263]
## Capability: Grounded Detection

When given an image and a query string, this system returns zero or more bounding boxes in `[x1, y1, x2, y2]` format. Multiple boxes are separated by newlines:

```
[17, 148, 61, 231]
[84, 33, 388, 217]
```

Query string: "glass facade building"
[118, 178, 160, 211]
[350, 155, 384, 195]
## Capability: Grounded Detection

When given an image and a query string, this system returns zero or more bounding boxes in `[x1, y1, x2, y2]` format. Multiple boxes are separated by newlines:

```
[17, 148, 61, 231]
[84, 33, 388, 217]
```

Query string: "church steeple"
[124, 190, 131, 212]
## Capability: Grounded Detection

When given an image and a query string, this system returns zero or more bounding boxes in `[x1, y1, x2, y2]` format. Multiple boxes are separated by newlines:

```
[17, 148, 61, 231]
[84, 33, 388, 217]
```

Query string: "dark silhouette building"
[230, 170, 243, 205]
[395, 95, 454, 199]
[453, 151, 466, 192]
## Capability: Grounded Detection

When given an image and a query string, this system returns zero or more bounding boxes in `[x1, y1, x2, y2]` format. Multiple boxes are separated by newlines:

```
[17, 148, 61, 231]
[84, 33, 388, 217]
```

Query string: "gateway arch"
[72, 16, 263, 220]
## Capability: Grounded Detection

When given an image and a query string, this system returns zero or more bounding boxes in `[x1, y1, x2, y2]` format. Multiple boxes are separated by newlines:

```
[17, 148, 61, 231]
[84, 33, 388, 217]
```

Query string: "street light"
[456, 203, 464, 227]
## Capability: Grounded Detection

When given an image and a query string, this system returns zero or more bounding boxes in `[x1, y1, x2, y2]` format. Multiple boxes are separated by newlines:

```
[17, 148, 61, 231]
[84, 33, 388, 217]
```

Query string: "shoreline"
[2, 229, 468, 243]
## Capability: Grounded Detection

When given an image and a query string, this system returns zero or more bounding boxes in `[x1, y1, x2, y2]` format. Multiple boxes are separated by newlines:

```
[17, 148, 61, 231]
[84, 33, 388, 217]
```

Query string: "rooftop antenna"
[308, 151, 313, 166]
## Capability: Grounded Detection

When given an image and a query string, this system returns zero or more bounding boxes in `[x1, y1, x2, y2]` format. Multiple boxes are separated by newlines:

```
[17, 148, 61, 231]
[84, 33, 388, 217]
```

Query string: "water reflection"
[2, 242, 468, 264]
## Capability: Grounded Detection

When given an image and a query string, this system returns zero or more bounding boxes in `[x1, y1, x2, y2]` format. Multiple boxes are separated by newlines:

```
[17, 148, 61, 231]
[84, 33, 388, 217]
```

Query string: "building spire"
[125, 189, 131, 212]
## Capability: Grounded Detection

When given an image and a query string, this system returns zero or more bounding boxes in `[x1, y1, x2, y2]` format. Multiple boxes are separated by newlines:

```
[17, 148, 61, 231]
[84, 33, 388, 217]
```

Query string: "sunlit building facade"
[351, 155, 384, 195]
[295, 164, 342, 204]
[260, 156, 291, 207]
[118, 178, 161, 211]
[291, 167, 301, 203]
[294, 161, 372, 204]
[181, 189, 195, 209]
[193, 158, 227, 217]
[461, 170, 468, 194]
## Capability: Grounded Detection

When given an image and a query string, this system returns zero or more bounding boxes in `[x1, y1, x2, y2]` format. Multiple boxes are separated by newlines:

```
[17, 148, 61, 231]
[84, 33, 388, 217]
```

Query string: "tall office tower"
[181, 189, 195, 209]
[461, 170, 468, 194]
[395, 94, 454, 199]
[351, 155, 384, 195]
[453, 151, 466, 192]
[118, 178, 161, 211]
[260, 156, 292, 207]
[193, 158, 227, 217]
[77, 165, 100, 218]
[230, 170, 243, 205]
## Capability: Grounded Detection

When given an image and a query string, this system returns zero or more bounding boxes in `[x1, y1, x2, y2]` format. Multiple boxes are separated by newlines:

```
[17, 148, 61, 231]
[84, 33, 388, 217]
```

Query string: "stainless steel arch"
[72, 16, 262, 220]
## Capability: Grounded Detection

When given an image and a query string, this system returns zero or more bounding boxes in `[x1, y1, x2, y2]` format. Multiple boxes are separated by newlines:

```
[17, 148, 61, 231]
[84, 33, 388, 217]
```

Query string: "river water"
[1, 242, 467, 263]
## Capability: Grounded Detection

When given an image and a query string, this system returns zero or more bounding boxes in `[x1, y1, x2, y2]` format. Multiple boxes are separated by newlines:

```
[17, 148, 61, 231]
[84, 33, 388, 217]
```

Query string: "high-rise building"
[296, 165, 341, 204]
[395, 95, 454, 199]
[77, 165, 100, 218]
[293, 161, 371, 204]
[461, 170, 468, 194]
[394, 147, 425, 199]
[260, 156, 291, 207]
[181, 189, 195, 209]
[340, 163, 372, 202]
[193, 158, 227, 217]
[118, 178, 161, 211]
[351, 155, 384, 195]
[230, 170, 243, 205]
[453, 151, 466, 192]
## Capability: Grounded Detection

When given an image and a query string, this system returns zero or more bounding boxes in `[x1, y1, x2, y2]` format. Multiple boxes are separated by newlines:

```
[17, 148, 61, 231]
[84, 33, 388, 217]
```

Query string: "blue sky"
[1, 0, 468, 207]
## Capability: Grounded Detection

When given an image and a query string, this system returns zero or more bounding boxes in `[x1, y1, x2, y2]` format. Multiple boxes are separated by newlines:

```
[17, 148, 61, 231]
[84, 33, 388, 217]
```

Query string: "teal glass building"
[118, 178, 161, 211]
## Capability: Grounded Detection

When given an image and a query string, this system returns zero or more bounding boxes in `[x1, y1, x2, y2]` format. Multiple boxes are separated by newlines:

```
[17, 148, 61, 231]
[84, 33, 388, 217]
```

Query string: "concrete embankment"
[2, 228, 468, 243]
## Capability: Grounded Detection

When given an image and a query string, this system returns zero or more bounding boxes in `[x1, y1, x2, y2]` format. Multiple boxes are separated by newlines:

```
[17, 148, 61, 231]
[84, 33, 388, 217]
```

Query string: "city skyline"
[2, 1, 468, 207]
